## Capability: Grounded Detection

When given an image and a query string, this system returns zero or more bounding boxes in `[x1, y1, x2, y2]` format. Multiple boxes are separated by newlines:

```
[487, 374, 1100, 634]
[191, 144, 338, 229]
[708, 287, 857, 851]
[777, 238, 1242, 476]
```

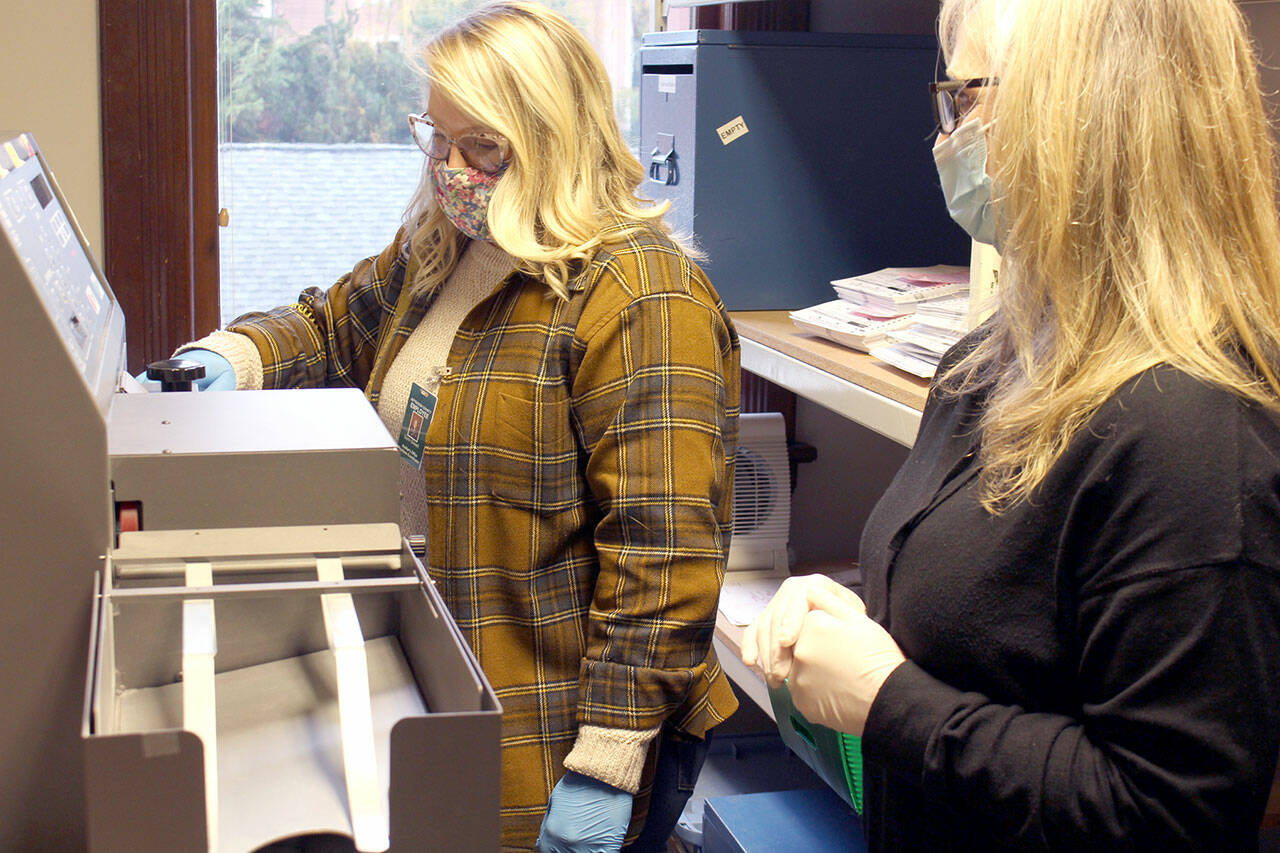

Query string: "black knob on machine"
[145, 358, 207, 392]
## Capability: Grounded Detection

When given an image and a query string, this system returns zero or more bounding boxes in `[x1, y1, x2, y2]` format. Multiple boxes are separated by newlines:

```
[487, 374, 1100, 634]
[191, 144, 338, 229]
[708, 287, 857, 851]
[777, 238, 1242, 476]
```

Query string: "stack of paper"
[790, 261, 1003, 377]
[830, 266, 970, 318]
[790, 265, 971, 368]
[789, 300, 914, 353]
[871, 325, 963, 378]
[912, 295, 971, 334]
[869, 292, 977, 378]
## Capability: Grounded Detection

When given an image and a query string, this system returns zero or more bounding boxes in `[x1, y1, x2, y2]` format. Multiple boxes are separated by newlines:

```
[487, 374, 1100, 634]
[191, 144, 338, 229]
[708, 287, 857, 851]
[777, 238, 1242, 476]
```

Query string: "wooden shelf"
[730, 311, 928, 448]
[715, 562, 856, 721]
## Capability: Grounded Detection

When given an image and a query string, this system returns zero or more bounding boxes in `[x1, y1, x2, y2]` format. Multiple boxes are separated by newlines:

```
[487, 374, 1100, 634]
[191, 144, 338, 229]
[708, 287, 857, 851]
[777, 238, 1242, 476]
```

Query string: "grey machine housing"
[0, 132, 501, 852]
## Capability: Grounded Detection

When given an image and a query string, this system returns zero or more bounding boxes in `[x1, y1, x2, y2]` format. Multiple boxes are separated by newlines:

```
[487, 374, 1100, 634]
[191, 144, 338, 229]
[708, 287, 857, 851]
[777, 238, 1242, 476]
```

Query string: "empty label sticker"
[717, 116, 749, 145]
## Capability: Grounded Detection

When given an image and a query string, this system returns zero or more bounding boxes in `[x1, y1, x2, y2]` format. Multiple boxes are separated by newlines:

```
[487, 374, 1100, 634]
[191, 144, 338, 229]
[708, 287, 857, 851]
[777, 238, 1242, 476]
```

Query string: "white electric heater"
[727, 412, 791, 574]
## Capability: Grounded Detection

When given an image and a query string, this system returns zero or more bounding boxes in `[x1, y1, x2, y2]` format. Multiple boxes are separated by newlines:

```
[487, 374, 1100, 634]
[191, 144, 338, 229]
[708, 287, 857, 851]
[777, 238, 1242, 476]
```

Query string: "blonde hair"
[935, 0, 1280, 510]
[402, 1, 671, 299]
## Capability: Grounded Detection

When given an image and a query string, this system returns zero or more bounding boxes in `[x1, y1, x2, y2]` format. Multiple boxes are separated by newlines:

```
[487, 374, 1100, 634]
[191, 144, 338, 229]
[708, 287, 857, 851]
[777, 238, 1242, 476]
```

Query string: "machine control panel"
[0, 134, 112, 376]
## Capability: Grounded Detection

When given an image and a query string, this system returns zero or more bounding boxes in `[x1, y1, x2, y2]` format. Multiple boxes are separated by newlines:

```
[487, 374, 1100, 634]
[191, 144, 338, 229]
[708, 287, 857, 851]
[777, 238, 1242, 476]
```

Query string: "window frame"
[96, 1, 803, 374]
[100, 0, 220, 375]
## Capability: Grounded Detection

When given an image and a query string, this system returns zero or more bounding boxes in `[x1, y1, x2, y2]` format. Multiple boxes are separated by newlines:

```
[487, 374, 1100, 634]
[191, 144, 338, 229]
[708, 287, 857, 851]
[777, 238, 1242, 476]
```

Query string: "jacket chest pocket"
[432, 382, 580, 514]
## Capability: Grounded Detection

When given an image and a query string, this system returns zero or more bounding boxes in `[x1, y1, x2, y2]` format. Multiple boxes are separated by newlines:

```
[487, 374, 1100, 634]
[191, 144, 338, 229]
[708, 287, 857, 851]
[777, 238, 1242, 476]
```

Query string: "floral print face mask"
[430, 156, 507, 242]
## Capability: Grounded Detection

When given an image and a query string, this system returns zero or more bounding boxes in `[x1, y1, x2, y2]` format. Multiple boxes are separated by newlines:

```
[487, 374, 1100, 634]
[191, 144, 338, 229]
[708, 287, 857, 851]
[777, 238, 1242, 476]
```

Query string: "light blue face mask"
[932, 118, 998, 246]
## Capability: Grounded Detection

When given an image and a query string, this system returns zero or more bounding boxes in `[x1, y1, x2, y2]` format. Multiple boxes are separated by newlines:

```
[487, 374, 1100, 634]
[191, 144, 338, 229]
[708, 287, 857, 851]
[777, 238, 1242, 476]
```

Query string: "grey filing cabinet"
[640, 30, 971, 310]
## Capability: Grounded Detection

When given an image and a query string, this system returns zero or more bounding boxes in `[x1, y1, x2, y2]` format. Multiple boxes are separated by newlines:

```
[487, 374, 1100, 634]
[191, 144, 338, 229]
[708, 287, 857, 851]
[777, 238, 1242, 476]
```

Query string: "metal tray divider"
[182, 560, 217, 852]
[316, 556, 389, 852]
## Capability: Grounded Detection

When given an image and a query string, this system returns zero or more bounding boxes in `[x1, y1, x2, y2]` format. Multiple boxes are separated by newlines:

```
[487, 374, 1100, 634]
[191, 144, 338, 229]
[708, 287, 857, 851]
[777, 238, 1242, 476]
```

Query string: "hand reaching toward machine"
[135, 349, 236, 392]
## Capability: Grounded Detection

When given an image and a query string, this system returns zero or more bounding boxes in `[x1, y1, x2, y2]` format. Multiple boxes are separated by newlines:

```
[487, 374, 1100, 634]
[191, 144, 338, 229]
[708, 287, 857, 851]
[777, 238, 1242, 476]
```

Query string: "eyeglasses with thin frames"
[928, 78, 997, 134]
[407, 113, 510, 173]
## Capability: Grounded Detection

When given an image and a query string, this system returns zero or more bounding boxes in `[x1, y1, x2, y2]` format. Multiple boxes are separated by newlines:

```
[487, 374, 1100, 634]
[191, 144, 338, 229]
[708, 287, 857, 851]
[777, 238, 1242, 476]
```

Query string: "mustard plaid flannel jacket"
[227, 220, 740, 847]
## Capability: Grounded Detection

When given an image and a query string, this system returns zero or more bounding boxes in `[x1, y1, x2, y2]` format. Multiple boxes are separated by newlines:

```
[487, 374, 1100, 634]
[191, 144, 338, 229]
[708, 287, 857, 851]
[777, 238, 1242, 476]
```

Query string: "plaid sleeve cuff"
[562, 724, 661, 795]
[176, 330, 264, 390]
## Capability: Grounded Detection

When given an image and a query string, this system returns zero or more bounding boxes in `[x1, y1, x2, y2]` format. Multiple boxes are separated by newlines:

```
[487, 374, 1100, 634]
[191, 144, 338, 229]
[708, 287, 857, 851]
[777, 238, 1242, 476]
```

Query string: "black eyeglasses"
[929, 78, 997, 134]
[406, 113, 511, 173]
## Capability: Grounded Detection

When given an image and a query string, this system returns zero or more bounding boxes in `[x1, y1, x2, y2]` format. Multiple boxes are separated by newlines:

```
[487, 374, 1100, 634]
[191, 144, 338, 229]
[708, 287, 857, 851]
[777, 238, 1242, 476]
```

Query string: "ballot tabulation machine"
[0, 132, 501, 852]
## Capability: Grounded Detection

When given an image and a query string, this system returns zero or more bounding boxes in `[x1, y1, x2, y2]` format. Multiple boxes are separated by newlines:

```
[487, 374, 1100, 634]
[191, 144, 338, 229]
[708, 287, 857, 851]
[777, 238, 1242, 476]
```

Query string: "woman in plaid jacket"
[178, 3, 740, 850]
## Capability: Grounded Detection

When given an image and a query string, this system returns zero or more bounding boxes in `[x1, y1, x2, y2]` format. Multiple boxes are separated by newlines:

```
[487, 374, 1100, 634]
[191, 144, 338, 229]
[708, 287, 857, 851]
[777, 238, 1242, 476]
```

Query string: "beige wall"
[0, 0, 102, 251]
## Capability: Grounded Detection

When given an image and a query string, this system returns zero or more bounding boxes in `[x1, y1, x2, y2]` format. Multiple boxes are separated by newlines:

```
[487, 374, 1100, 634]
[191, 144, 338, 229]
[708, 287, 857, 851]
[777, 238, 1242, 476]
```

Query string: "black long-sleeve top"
[858, 347, 1280, 851]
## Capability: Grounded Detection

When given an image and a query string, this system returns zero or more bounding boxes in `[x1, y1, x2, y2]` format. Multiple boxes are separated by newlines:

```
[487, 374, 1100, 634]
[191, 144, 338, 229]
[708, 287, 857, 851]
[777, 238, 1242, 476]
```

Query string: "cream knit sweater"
[376, 240, 515, 536]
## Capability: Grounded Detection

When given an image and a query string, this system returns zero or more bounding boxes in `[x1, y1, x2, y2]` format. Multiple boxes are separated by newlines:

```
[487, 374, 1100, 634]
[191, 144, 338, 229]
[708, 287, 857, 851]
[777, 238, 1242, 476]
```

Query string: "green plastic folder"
[768, 683, 864, 815]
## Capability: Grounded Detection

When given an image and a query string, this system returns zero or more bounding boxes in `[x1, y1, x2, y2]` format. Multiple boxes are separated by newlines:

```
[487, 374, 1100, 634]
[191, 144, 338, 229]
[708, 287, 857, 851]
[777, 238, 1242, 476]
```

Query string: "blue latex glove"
[134, 349, 236, 392]
[536, 770, 633, 853]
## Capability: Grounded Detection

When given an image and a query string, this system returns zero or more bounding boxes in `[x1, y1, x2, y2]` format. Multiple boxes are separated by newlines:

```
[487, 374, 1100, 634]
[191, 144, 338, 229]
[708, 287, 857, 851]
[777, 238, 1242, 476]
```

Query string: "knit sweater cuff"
[562, 725, 661, 795]
[176, 330, 264, 390]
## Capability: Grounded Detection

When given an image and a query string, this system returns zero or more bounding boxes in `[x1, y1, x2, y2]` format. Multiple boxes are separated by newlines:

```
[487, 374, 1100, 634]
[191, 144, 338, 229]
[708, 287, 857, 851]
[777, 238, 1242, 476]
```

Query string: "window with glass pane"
[217, 0, 652, 326]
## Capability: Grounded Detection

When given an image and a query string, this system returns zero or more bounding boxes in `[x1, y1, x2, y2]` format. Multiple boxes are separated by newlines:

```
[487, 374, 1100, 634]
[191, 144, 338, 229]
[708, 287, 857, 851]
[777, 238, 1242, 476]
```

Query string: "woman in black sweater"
[742, 0, 1280, 849]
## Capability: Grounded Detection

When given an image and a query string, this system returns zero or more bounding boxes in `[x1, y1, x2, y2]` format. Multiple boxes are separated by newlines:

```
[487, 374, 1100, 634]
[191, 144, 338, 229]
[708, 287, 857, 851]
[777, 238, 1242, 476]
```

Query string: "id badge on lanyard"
[397, 369, 448, 469]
